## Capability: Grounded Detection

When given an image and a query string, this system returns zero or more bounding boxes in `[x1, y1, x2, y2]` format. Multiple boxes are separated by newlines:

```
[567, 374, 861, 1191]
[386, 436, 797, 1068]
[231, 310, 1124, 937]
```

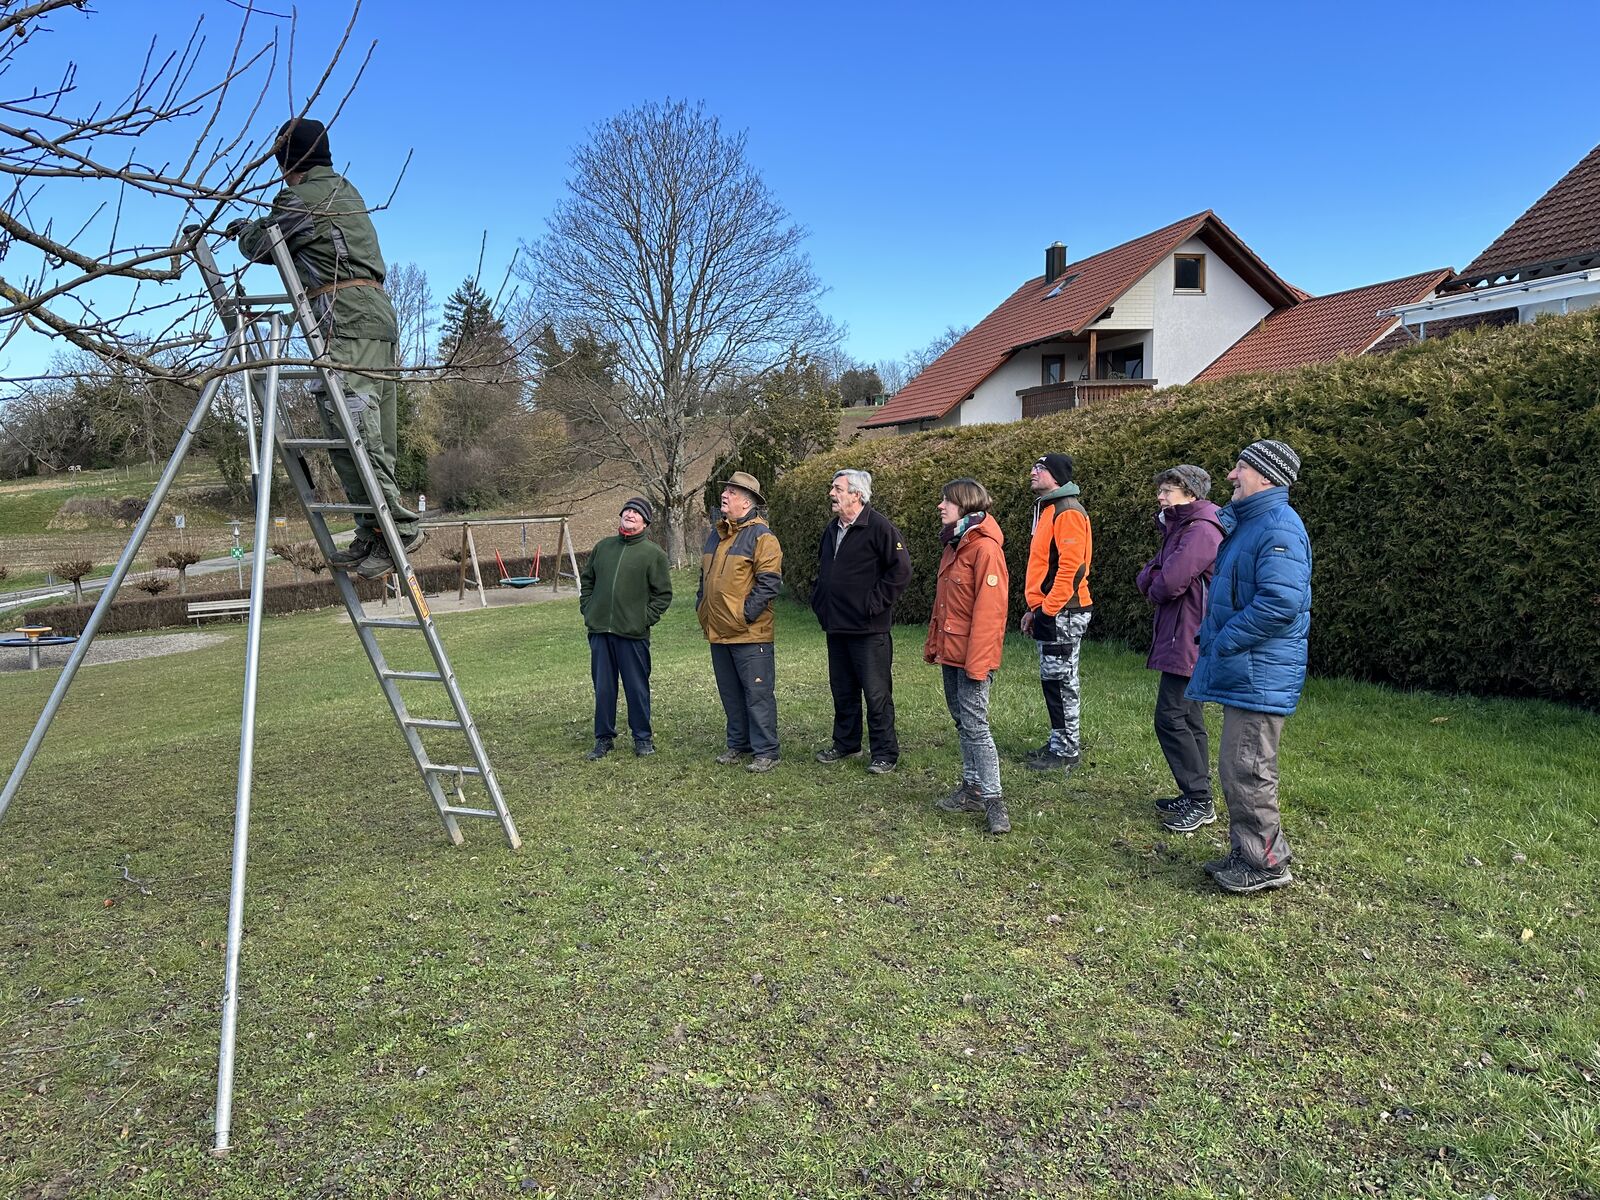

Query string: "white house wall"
[1520, 289, 1600, 322]
[1088, 274, 1153, 330]
[959, 341, 1088, 425]
[1148, 237, 1274, 385]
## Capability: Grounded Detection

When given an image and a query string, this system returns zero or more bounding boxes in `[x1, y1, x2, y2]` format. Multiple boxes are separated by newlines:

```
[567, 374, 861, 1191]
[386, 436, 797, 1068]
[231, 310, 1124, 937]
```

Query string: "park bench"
[187, 598, 252, 624]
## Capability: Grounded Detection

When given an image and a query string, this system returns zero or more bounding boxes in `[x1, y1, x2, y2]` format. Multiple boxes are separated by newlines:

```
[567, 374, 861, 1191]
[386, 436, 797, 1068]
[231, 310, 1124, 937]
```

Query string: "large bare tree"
[0, 0, 373, 390]
[518, 99, 837, 563]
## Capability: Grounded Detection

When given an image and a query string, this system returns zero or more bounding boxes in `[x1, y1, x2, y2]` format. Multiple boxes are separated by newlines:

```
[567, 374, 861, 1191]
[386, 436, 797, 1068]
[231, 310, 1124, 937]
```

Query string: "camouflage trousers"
[1036, 608, 1092, 758]
[315, 336, 417, 540]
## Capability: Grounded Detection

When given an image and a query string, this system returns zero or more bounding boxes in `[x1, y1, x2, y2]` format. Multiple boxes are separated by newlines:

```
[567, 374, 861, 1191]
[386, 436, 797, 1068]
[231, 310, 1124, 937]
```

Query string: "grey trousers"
[317, 336, 418, 540]
[941, 665, 1001, 798]
[1037, 609, 1091, 757]
[1219, 705, 1292, 869]
[1154, 671, 1211, 802]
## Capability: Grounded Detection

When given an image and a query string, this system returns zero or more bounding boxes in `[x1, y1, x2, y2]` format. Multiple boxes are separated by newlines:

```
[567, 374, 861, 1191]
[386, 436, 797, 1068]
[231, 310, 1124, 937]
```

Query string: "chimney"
[1045, 242, 1067, 283]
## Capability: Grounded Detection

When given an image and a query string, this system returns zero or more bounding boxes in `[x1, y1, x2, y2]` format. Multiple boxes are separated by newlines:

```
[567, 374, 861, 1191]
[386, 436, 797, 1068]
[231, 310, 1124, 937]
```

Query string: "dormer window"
[1174, 253, 1206, 292]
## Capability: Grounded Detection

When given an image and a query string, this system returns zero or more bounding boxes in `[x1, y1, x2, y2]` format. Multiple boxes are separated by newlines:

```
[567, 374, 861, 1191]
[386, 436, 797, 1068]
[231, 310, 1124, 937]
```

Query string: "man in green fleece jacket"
[580, 497, 673, 759]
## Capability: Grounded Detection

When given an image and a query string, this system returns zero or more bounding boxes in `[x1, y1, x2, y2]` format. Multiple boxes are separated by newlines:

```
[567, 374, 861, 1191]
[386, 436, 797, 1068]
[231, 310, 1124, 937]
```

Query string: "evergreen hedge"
[769, 309, 1600, 706]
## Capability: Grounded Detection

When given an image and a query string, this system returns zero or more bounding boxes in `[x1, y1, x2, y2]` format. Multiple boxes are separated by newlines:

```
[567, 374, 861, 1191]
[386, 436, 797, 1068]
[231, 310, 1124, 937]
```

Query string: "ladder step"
[404, 717, 464, 730]
[358, 617, 423, 630]
[440, 805, 500, 820]
[381, 669, 444, 682]
[307, 502, 374, 515]
[278, 369, 324, 380]
[422, 763, 483, 778]
[283, 437, 349, 450]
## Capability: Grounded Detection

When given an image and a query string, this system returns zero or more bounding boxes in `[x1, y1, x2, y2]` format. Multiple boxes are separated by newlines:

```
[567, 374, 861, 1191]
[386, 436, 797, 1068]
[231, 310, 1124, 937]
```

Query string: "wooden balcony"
[1017, 378, 1156, 419]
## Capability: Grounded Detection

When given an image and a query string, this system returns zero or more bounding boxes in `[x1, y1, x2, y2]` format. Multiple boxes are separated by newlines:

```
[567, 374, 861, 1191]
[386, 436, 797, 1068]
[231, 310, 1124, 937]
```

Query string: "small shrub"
[134, 577, 172, 596]
[50, 558, 95, 602]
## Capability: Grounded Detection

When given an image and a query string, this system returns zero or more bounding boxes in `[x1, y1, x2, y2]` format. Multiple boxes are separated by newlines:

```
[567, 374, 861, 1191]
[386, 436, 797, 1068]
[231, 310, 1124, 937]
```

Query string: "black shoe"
[327, 531, 376, 568]
[1203, 849, 1241, 876]
[633, 740, 656, 757]
[1022, 743, 1054, 762]
[746, 755, 778, 774]
[1214, 860, 1294, 894]
[356, 529, 426, 579]
[715, 749, 748, 765]
[866, 758, 896, 776]
[936, 783, 983, 813]
[584, 739, 613, 761]
[1162, 797, 1218, 834]
[1154, 795, 1187, 814]
[1025, 749, 1080, 773]
[815, 746, 862, 764]
[983, 794, 1011, 835]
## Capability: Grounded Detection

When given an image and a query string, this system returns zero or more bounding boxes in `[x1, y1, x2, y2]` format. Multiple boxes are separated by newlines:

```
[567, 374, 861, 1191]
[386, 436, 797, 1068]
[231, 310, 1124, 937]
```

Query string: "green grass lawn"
[1, 580, 1596, 1198]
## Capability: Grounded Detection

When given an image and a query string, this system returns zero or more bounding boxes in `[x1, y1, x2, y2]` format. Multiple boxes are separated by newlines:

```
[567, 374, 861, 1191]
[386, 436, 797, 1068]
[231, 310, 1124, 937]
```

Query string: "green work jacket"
[580, 532, 673, 640]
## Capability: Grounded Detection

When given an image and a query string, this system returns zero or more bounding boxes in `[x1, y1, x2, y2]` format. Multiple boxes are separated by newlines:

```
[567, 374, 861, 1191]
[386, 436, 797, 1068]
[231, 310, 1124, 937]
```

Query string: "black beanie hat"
[620, 496, 653, 525]
[1035, 452, 1074, 486]
[274, 118, 332, 173]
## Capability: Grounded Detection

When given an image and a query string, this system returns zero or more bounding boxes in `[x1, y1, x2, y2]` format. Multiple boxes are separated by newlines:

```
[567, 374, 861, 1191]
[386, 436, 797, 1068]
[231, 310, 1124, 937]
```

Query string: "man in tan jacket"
[696, 472, 784, 773]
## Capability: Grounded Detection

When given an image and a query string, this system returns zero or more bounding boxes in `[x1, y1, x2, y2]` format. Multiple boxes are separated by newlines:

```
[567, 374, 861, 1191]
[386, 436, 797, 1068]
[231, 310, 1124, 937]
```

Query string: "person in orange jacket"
[924, 478, 1011, 834]
[1021, 452, 1093, 774]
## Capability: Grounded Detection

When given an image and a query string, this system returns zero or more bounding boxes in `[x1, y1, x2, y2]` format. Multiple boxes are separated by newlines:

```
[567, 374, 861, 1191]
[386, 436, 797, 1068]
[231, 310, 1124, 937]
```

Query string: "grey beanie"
[1238, 439, 1301, 487]
[1155, 463, 1212, 499]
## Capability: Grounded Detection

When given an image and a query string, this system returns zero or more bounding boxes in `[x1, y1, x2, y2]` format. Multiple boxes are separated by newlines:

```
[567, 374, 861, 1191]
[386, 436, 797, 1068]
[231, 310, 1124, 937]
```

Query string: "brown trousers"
[1219, 705, 1293, 869]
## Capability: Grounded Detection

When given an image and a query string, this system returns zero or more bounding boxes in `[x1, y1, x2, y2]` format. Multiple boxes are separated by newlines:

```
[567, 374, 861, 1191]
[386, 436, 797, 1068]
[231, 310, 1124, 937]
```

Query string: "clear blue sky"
[11, 0, 1600, 378]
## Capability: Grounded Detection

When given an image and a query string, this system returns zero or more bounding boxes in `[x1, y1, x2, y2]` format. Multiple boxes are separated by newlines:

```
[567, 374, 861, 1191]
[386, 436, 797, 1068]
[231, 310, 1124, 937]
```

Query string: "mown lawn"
[1, 580, 1596, 1198]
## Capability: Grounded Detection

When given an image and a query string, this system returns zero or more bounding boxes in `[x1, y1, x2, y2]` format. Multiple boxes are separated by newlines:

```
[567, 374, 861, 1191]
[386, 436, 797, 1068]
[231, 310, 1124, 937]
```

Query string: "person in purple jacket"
[1135, 465, 1225, 835]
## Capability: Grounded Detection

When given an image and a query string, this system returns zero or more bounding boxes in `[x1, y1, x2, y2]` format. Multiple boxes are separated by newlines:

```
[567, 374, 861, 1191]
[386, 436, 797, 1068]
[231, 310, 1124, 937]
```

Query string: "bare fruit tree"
[0, 0, 373, 390]
[518, 99, 837, 564]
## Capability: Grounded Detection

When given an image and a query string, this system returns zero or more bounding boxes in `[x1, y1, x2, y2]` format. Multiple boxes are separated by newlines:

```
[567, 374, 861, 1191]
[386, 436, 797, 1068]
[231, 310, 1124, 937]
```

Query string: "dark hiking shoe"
[633, 739, 656, 757]
[1025, 750, 1080, 773]
[1203, 849, 1242, 877]
[815, 746, 863, 764]
[746, 755, 779, 774]
[584, 739, 613, 761]
[1154, 794, 1187, 814]
[1214, 860, 1294, 895]
[715, 750, 748, 765]
[1161, 797, 1218, 834]
[327, 531, 376, 568]
[866, 758, 896, 776]
[356, 529, 427, 579]
[983, 795, 1012, 835]
[1022, 743, 1054, 762]
[936, 783, 984, 813]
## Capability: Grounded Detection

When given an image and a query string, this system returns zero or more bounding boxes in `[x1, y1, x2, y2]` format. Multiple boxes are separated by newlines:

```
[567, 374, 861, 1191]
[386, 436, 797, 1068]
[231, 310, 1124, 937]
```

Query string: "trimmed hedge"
[18, 555, 568, 636]
[769, 308, 1600, 706]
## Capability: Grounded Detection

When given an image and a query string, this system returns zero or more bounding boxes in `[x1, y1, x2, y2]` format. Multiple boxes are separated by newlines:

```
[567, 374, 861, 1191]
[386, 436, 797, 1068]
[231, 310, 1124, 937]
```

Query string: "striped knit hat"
[1238, 439, 1301, 488]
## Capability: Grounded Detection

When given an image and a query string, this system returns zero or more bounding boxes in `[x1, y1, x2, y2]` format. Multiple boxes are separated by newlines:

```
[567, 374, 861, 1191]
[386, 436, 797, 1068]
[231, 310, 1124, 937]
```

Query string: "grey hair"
[832, 468, 872, 503]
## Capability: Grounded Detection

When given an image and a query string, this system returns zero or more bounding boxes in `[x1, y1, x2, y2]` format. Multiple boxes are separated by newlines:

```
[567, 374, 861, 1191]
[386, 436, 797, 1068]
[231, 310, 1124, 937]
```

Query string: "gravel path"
[0, 630, 228, 674]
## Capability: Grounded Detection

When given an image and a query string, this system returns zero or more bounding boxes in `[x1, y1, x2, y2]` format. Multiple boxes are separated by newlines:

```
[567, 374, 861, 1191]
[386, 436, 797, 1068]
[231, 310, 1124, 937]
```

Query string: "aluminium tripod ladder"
[0, 224, 521, 1153]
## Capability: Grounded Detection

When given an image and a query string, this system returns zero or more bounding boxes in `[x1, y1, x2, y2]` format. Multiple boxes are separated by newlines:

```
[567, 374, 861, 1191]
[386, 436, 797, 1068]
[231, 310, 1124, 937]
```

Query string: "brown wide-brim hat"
[720, 470, 766, 506]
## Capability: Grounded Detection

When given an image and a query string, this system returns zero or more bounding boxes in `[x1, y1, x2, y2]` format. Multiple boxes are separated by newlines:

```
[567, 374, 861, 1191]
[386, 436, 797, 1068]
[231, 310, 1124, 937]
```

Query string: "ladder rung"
[381, 669, 443, 682]
[283, 437, 348, 450]
[404, 717, 464, 730]
[358, 617, 422, 630]
[278, 369, 324, 380]
[307, 502, 374, 515]
[440, 805, 499, 820]
[422, 763, 483, 778]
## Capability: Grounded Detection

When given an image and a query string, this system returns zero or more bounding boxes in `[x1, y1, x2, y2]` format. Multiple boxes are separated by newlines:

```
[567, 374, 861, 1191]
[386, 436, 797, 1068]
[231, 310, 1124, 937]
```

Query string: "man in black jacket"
[812, 469, 913, 774]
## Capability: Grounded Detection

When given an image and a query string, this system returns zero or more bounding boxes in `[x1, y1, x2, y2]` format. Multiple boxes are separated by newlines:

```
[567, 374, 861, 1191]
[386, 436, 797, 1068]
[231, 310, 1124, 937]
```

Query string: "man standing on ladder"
[229, 117, 422, 579]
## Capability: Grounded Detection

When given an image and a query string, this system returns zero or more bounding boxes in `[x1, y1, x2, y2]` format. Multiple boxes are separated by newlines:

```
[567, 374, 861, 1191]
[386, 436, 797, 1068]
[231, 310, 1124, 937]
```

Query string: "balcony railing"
[1017, 378, 1156, 419]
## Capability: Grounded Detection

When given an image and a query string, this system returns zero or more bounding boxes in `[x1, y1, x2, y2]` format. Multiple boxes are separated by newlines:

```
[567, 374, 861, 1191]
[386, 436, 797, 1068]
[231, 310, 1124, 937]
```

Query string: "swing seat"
[498, 575, 540, 589]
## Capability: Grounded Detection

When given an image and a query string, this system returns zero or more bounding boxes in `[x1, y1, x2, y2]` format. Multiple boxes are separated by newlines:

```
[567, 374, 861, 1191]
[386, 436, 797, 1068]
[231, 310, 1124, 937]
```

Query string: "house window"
[1096, 343, 1145, 380]
[1174, 253, 1206, 292]
[1041, 354, 1066, 385]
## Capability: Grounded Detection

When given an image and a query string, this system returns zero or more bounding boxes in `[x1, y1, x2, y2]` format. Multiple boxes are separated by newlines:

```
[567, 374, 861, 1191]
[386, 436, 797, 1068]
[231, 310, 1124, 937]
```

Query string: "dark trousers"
[826, 632, 898, 762]
[1219, 705, 1293, 869]
[1154, 671, 1211, 802]
[590, 632, 652, 744]
[709, 642, 778, 758]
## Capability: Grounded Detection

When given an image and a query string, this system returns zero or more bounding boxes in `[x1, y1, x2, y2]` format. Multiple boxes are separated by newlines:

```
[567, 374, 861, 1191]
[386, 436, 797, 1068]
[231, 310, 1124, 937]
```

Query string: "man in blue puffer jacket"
[1187, 439, 1311, 894]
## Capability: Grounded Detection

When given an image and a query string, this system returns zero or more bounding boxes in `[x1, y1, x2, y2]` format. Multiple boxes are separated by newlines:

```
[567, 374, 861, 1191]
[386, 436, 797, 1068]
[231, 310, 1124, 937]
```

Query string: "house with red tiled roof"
[1195, 269, 1453, 382]
[1380, 141, 1600, 339]
[863, 212, 1304, 430]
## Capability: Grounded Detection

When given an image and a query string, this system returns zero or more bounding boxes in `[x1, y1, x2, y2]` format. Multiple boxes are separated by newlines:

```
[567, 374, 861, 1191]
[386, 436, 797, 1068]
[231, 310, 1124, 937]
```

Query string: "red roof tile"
[864, 211, 1301, 428]
[1194, 269, 1453, 382]
[1452, 142, 1600, 288]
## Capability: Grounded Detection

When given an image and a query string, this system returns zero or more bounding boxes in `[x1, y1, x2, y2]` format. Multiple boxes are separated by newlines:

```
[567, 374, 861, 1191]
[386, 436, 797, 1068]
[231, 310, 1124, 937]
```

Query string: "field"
[1, 582, 1596, 1198]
